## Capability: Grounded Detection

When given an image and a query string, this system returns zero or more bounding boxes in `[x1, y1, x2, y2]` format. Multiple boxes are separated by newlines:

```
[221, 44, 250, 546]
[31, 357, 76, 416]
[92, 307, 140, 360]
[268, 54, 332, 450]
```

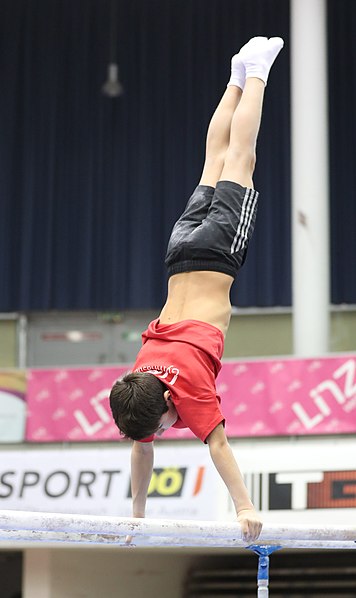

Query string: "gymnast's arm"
[130, 440, 154, 517]
[206, 423, 262, 542]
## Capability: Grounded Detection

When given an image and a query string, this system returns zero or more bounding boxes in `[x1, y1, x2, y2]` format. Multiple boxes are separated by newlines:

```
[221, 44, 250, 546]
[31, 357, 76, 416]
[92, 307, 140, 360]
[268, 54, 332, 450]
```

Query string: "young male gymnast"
[110, 36, 284, 542]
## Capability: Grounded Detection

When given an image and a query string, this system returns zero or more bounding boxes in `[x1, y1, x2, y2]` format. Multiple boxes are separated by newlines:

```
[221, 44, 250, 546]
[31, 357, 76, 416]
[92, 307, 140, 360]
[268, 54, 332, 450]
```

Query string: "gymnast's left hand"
[237, 508, 263, 543]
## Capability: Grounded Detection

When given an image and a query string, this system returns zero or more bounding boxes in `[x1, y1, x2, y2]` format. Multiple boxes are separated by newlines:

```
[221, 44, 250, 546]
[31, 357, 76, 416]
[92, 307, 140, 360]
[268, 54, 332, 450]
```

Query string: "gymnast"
[110, 36, 284, 543]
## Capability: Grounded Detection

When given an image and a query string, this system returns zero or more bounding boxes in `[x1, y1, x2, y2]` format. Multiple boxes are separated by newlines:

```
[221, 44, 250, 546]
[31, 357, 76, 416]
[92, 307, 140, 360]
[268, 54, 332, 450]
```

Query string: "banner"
[1, 437, 355, 524]
[224, 436, 356, 525]
[221, 354, 356, 437]
[26, 366, 126, 442]
[0, 445, 218, 520]
[0, 370, 27, 442]
[25, 354, 356, 442]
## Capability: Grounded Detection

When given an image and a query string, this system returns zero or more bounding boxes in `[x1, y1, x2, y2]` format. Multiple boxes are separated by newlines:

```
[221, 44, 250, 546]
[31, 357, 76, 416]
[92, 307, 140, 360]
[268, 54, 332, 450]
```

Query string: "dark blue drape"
[328, 0, 356, 304]
[1, 0, 291, 309]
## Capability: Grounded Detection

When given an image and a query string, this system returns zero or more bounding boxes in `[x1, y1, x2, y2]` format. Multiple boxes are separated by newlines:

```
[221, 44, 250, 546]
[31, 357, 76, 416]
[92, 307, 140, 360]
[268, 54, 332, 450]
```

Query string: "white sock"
[240, 36, 284, 85]
[227, 54, 245, 91]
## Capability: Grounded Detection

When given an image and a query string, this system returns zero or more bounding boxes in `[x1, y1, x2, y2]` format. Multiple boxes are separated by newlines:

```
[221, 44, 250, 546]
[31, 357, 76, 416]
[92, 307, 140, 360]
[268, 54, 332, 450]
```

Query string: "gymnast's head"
[109, 372, 177, 440]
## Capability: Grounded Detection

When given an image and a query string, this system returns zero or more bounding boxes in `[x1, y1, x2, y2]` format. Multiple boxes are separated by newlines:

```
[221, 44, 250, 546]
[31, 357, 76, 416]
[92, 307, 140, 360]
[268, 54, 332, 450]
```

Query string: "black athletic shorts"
[165, 180, 259, 279]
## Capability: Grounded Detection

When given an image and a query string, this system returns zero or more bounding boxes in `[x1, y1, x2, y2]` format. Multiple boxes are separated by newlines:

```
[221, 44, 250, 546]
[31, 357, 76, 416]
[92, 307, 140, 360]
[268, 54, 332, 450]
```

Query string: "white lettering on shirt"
[135, 365, 180, 386]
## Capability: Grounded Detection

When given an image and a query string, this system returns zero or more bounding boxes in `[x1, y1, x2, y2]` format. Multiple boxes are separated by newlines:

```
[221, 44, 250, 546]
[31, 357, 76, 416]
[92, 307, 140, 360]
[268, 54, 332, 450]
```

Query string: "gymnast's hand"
[237, 508, 263, 543]
[125, 512, 145, 545]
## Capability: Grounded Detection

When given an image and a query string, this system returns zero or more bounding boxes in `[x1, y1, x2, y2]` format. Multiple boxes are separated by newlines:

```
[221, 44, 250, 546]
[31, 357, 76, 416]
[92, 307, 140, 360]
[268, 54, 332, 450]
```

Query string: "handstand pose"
[110, 37, 284, 542]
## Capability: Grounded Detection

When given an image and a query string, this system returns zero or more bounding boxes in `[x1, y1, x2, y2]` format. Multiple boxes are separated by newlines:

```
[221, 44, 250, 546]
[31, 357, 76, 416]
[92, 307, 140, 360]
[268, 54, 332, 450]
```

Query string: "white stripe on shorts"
[230, 188, 257, 254]
[235, 189, 258, 253]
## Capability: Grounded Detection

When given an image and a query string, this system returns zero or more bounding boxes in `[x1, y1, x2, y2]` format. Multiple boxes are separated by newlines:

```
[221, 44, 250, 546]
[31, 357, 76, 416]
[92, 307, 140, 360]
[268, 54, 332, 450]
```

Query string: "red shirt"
[132, 319, 225, 443]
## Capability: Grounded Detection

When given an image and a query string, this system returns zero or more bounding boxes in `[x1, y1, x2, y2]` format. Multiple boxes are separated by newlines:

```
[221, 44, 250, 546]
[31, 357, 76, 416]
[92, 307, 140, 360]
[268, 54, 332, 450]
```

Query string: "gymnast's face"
[156, 391, 178, 436]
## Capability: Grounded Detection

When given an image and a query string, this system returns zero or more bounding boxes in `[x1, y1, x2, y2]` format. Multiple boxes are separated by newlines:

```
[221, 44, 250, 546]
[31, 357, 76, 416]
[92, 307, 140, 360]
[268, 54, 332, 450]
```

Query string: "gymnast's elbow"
[206, 423, 228, 452]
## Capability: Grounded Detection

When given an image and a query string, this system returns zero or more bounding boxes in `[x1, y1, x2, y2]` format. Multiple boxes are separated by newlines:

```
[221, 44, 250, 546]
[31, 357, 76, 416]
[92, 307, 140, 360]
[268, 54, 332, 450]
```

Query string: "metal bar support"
[248, 545, 282, 598]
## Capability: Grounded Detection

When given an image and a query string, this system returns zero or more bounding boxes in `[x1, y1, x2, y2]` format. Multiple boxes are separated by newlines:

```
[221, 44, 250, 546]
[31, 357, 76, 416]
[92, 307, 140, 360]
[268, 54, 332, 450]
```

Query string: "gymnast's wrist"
[235, 500, 255, 514]
[132, 511, 145, 518]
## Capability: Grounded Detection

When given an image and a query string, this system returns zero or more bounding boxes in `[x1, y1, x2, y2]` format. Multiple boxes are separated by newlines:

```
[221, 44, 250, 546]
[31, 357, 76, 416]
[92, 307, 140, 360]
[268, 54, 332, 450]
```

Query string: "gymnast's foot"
[228, 36, 284, 89]
[228, 52, 245, 91]
[239, 36, 284, 85]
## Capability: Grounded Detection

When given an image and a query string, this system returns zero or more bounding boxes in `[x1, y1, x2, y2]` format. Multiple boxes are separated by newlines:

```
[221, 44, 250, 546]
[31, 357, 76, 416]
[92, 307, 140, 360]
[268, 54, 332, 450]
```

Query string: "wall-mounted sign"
[25, 355, 356, 442]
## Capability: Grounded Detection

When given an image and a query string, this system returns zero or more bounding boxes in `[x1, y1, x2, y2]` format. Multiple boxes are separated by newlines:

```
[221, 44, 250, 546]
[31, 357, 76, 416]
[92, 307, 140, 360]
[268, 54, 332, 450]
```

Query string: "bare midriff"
[159, 271, 234, 337]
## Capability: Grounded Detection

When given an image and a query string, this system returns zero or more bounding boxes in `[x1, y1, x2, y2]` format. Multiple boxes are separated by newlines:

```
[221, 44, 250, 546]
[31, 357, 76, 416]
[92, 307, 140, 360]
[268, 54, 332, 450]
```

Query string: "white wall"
[23, 550, 51, 598]
[23, 547, 204, 598]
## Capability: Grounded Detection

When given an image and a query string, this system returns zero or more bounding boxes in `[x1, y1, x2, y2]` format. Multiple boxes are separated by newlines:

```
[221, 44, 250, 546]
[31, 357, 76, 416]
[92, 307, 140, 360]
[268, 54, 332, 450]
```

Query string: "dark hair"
[109, 372, 168, 440]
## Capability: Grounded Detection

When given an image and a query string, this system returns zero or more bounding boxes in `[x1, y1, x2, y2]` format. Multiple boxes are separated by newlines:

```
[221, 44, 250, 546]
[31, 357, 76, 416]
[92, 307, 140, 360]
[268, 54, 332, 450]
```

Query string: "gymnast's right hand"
[237, 508, 263, 543]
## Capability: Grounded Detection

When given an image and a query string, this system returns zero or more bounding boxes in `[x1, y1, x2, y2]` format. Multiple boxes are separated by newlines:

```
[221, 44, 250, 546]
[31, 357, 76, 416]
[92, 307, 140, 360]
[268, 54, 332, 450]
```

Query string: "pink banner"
[26, 355, 356, 442]
[26, 367, 126, 442]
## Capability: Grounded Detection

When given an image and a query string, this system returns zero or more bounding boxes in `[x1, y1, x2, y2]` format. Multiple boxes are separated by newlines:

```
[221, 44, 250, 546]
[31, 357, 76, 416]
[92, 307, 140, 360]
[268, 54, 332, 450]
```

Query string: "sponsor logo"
[0, 470, 122, 499]
[292, 359, 356, 430]
[128, 466, 205, 498]
[245, 469, 356, 510]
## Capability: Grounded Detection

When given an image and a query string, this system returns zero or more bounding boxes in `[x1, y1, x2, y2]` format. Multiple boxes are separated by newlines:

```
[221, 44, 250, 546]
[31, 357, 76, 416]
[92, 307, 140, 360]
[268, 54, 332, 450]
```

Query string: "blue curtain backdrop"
[0, 0, 291, 310]
[328, 0, 356, 304]
[0, 0, 351, 311]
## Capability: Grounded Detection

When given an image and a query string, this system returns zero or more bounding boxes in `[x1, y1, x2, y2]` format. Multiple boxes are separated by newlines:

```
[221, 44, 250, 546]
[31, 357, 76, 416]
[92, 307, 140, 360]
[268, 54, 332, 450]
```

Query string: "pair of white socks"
[228, 36, 284, 89]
